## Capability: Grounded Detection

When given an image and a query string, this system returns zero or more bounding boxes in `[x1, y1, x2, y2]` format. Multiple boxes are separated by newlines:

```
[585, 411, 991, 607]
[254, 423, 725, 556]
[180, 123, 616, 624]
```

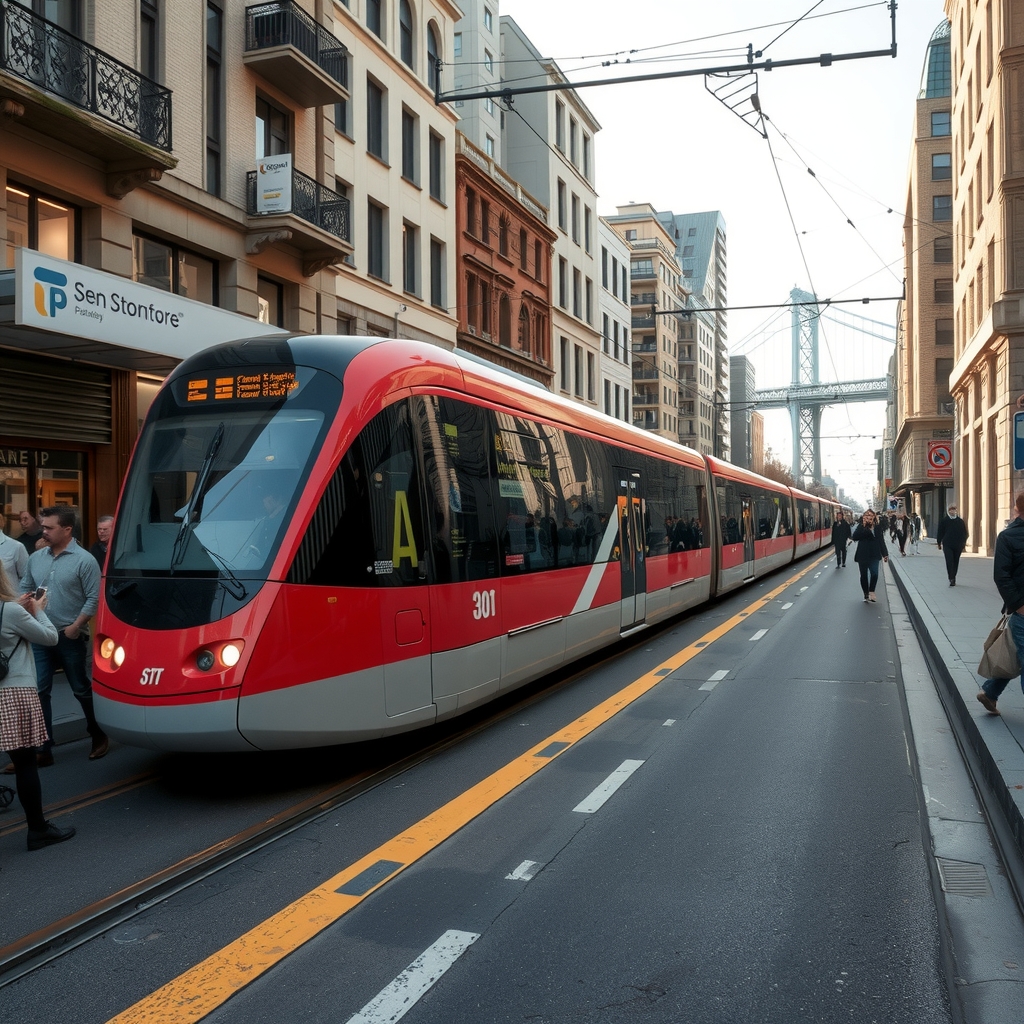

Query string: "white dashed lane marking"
[505, 860, 541, 881]
[346, 930, 480, 1024]
[699, 670, 729, 691]
[573, 760, 645, 814]
[749, 629, 768, 641]
[781, 602, 793, 610]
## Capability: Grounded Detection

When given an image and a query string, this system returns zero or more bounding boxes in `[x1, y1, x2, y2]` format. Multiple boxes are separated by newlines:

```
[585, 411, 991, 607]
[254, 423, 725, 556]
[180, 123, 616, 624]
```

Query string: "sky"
[497, 0, 945, 505]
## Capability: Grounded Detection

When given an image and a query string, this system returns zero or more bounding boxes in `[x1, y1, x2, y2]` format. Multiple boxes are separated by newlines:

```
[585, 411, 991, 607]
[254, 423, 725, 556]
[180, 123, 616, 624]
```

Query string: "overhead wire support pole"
[433, 2, 897, 106]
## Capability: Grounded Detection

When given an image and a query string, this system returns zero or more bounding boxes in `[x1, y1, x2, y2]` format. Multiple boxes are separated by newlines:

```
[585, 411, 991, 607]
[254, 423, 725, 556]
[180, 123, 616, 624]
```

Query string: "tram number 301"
[472, 589, 497, 620]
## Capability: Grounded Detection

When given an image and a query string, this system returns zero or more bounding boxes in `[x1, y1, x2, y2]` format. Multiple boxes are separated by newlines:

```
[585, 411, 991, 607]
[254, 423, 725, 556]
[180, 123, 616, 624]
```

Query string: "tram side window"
[821, 504, 833, 530]
[653, 460, 709, 552]
[293, 402, 424, 587]
[797, 499, 818, 534]
[418, 397, 499, 582]
[755, 490, 781, 540]
[545, 427, 608, 568]
[716, 481, 743, 544]
[493, 415, 558, 574]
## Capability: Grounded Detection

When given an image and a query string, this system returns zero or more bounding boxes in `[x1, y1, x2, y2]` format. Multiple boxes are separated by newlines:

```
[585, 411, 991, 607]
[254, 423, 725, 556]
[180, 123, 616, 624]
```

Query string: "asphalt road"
[2, 556, 958, 1023]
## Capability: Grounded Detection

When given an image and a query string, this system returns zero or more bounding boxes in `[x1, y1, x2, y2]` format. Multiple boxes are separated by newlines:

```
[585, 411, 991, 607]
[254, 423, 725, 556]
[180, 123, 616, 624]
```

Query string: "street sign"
[927, 441, 953, 478]
[1015, 412, 1024, 471]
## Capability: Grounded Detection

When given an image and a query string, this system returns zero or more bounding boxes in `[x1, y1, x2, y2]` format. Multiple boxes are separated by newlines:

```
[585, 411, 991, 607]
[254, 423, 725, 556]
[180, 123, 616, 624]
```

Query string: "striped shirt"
[19, 539, 100, 631]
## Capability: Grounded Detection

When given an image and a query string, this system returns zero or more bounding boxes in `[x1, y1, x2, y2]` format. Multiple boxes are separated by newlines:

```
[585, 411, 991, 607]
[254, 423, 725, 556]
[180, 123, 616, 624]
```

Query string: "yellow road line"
[109, 554, 827, 1024]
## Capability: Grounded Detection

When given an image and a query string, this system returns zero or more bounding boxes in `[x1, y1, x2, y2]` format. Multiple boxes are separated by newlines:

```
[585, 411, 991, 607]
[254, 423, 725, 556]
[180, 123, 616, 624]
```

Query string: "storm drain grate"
[936, 858, 992, 898]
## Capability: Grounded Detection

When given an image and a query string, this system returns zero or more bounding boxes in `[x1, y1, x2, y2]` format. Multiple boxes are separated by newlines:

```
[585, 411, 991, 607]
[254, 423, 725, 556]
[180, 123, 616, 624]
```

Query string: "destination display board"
[175, 368, 301, 406]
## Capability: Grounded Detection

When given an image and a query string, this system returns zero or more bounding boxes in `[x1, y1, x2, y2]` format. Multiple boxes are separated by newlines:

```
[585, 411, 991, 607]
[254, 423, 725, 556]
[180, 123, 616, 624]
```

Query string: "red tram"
[93, 336, 848, 751]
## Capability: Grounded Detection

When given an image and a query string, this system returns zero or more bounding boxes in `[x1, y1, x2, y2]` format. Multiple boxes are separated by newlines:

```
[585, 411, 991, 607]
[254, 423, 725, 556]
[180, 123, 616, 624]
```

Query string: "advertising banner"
[256, 154, 292, 214]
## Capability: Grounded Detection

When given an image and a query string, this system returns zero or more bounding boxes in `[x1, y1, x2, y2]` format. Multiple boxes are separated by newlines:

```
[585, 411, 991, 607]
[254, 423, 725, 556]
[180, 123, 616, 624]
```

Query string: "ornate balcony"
[245, 166, 352, 276]
[244, 2, 349, 108]
[0, 0, 175, 196]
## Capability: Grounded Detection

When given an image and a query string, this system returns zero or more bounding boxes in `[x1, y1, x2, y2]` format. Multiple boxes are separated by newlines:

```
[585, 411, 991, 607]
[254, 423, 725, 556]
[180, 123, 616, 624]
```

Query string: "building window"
[934, 235, 952, 263]
[571, 194, 579, 243]
[401, 108, 418, 182]
[367, 78, 386, 161]
[601, 247, 608, 288]
[934, 278, 953, 303]
[558, 257, 567, 308]
[255, 95, 289, 158]
[935, 317, 953, 345]
[584, 207, 592, 253]
[572, 268, 581, 318]
[466, 187, 477, 236]
[932, 153, 952, 180]
[206, 2, 223, 196]
[569, 117, 578, 166]
[587, 352, 595, 401]
[334, 178, 352, 242]
[535, 240, 543, 282]
[428, 131, 444, 201]
[480, 199, 490, 244]
[403, 222, 418, 295]
[499, 294, 511, 346]
[140, 0, 159, 81]
[335, 97, 350, 138]
[399, 0, 413, 68]
[257, 276, 283, 326]
[560, 336, 569, 391]
[688, 227, 696, 237]
[931, 110, 951, 136]
[585, 278, 593, 323]
[574, 345, 584, 397]
[4, 184, 77, 268]
[485, 134, 495, 157]
[555, 100, 565, 151]
[557, 180, 566, 230]
[933, 195, 952, 221]
[428, 237, 444, 305]
[427, 23, 440, 92]
[583, 134, 591, 180]
[453, 32, 462, 57]
[132, 233, 217, 305]
[368, 200, 387, 280]
[499, 216, 509, 257]
[518, 305, 530, 353]
[519, 228, 528, 270]
[484, 49, 493, 72]
[484, 6, 492, 32]
[367, 0, 383, 39]
[935, 358, 954, 414]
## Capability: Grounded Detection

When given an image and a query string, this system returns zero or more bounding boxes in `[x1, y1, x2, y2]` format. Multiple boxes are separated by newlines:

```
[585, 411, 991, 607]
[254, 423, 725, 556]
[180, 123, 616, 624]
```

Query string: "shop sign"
[14, 250, 285, 359]
[0, 447, 82, 470]
[927, 440, 953, 478]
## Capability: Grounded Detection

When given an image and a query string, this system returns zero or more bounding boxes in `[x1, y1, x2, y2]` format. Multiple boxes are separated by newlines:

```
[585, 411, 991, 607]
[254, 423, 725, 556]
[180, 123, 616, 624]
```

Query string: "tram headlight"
[196, 650, 216, 672]
[100, 637, 116, 660]
[112, 645, 126, 668]
[220, 642, 243, 668]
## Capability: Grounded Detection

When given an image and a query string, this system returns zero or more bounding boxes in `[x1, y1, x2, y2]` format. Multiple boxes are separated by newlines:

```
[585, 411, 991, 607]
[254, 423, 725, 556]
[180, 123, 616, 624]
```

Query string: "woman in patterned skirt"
[0, 562, 75, 852]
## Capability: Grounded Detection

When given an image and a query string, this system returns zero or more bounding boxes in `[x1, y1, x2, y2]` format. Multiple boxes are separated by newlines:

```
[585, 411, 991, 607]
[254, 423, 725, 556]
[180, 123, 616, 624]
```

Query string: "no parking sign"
[927, 441, 953, 478]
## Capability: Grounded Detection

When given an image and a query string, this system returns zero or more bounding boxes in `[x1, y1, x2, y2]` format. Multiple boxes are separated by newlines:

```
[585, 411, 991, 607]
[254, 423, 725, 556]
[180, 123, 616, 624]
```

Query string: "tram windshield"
[111, 365, 337, 577]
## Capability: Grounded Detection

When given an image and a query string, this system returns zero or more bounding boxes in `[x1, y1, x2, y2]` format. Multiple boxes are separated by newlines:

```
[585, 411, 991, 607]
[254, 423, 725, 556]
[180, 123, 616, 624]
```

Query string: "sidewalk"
[888, 537, 1024, 858]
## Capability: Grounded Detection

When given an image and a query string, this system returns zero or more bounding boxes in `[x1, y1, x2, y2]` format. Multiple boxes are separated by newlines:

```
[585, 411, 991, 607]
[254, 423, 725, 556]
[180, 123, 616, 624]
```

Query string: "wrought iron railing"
[246, 166, 351, 242]
[0, 0, 172, 150]
[245, 2, 348, 86]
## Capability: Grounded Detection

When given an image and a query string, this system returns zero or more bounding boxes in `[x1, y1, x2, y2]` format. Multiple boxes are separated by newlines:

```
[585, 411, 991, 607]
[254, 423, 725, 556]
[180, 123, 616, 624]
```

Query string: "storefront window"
[0, 447, 85, 541]
[4, 184, 76, 269]
[257, 276, 283, 327]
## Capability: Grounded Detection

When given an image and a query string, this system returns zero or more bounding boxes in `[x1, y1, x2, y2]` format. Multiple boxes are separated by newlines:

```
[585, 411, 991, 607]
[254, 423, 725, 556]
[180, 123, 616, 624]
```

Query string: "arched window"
[399, 1, 414, 69]
[499, 294, 511, 348]
[535, 313, 546, 361]
[518, 305, 531, 354]
[427, 23, 440, 92]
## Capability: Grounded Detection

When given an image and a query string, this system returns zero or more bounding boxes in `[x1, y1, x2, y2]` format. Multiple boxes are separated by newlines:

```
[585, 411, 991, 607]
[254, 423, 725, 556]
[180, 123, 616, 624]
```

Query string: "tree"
[761, 446, 796, 487]
[806, 481, 836, 500]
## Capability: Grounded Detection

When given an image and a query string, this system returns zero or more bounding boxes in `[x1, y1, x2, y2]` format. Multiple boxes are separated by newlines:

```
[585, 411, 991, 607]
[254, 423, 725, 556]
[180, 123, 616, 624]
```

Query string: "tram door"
[741, 496, 756, 579]
[616, 470, 647, 630]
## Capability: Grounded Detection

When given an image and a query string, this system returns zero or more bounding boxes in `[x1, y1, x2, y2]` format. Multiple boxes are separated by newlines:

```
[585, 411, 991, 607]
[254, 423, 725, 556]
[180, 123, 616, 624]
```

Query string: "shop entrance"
[0, 445, 86, 540]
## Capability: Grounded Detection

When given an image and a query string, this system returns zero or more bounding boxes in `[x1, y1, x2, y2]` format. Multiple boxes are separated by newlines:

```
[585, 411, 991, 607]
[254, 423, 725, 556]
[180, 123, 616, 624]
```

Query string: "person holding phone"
[6, 506, 107, 770]
[0, 562, 75, 851]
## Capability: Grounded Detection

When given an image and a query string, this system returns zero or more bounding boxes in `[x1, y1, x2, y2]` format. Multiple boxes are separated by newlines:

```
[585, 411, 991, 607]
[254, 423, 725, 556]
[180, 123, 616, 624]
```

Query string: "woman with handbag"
[978, 492, 1024, 714]
[0, 563, 75, 853]
[851, 508, 889, 602]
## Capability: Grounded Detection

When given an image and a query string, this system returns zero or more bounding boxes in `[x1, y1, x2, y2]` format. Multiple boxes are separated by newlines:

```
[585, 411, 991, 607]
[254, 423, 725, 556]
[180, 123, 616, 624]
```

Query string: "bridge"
[750, 288, 891, 484]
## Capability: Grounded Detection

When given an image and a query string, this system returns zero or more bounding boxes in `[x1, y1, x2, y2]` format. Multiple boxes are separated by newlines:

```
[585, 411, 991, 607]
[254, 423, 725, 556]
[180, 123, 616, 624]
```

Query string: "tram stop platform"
[42, 543, 1024, 859]
[885, 538, 1024, 861]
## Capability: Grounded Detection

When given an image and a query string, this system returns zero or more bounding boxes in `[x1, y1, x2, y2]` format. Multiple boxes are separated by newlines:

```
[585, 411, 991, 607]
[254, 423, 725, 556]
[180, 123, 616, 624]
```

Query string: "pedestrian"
[894, 511, 909, 556]
[852, 508, 889, 603]
[0, 518, 28, 589]
[936, 502, 969, 586]
[977, 492, 1024, 715]
[0, 562, 76, 851]
[911, 512, 922, 554]
[3, 506, 108, 772]
[89, 514, 113, 568]
[831, 509, 852, 567]
[16, 510, 42, 556]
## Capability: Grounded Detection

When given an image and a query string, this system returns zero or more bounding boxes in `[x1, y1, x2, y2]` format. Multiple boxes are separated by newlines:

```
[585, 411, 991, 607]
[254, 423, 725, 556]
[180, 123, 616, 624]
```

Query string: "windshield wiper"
[204, 547, 248, 601]
[171, 422, 225, 569]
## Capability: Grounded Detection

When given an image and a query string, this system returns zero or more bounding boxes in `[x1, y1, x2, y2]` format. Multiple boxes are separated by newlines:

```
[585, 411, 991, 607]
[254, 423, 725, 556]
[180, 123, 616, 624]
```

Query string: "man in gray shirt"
[15, 506, 107, 767]
[0, 521, 28, 589]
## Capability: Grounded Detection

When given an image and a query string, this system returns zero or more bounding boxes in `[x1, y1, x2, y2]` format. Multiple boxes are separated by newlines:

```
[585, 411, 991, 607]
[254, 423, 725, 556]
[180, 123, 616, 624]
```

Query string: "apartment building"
[894, 20, 955, 534]
[604, 203, 684, 443]
[0, 0, 462, 536]
[597, 218, 632, 423]
[500, 16, 602, 408]
[730, 355, 755, 469]
[454, 132, 555, 385]
[657, 208, 729, 460]
[451, 0, 502, 164]
[944, 0, 1021, 553]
